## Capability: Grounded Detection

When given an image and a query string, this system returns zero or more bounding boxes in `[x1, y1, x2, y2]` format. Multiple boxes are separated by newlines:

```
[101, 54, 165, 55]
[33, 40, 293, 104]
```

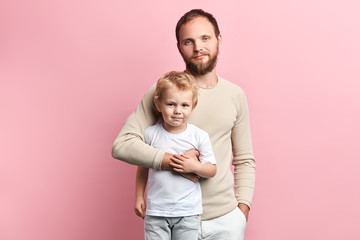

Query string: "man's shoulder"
[218, 76, 246, 96]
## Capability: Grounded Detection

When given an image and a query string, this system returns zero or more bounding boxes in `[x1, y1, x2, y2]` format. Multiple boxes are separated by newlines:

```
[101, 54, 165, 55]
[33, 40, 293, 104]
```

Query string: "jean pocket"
[236, 207, 247, 222]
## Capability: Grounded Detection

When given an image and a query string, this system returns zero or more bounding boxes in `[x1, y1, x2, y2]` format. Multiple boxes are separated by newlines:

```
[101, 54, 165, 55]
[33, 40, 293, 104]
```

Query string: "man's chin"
[186, 63, 214, 76]
[184, 54, 218, 76]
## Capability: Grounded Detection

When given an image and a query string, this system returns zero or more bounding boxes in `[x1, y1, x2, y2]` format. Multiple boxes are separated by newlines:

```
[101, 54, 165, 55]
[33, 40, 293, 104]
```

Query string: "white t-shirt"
[144, 122, 216, 217]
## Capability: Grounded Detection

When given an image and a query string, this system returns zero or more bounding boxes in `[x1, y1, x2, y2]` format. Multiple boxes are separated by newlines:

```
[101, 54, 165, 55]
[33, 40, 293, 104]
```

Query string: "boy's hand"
[134, 197, 146, 219]
[176, 149, 201, 182]
[170, 154, 201, 173]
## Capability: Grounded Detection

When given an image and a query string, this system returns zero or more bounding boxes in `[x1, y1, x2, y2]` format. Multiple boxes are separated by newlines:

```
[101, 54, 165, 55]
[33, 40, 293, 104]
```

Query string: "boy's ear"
[154, 100, 161, 112]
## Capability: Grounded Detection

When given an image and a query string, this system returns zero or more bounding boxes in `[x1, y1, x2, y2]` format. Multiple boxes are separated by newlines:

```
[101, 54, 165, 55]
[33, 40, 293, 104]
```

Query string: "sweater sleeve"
[111, 84, 165, 169]
[231, 89, 256, 208]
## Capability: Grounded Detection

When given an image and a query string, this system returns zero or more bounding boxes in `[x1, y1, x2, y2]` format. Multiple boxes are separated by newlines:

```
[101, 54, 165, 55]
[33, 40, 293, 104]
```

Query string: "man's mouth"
[193, 53, 209, 60]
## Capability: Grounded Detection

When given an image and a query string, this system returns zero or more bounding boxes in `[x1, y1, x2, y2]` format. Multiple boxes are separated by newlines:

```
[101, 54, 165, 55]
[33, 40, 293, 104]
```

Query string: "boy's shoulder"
[144, 122, 162, 137]
[187, 124, 209, 138]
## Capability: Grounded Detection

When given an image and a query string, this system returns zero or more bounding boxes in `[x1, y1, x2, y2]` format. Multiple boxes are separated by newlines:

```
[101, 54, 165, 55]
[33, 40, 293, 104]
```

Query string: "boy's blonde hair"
[154, 71, 198, 110]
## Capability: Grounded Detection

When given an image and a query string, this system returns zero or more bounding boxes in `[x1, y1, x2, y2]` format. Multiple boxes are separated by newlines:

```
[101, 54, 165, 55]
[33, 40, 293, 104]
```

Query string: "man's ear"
[177, 43, 182, 55]
[217, 34, 223, 47]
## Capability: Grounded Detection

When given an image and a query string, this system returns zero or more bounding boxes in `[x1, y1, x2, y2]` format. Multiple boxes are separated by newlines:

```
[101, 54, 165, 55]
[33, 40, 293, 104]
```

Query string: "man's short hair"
[175, 9, 220, 43]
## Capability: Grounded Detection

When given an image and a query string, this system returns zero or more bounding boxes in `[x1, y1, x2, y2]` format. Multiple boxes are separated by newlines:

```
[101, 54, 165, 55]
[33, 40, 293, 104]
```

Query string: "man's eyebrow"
[181, 35, 211, 42]
[182, 38, 193, 42]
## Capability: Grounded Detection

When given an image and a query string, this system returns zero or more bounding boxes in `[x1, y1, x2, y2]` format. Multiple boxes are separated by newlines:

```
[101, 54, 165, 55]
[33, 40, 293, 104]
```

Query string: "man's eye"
[185, 40, 192, 45]
[203, 37, 209, 41]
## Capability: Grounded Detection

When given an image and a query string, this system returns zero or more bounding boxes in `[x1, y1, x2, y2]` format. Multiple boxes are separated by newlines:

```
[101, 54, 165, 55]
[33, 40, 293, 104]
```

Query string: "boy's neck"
[162, 122, 188, 134]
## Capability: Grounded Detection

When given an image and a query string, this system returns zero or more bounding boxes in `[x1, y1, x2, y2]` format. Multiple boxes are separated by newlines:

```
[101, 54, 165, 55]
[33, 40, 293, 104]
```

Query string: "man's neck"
[188, 69, 218, 89]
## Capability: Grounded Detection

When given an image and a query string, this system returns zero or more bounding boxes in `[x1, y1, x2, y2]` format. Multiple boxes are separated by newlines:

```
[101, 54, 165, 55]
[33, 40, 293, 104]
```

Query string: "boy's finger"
[170, 162, 184, 169]
[172, 167, 184, 172]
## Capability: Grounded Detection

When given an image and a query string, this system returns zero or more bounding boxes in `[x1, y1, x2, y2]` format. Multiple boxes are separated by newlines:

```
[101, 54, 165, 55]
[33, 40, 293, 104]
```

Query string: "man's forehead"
[178, 17, 215, 39]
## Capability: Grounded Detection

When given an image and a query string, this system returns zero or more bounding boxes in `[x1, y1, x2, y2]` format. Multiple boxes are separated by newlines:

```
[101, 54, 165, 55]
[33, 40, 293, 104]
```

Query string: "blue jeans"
[144, 215, 200, 240]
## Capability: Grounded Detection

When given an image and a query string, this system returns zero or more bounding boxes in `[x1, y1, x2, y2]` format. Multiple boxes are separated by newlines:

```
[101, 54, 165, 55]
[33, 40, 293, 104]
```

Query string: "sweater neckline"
[198, 76, 222, 93]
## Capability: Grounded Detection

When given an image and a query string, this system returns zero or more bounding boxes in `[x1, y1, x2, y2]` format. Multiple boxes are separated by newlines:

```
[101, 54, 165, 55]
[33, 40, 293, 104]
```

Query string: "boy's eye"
[182, 104, 189, 107]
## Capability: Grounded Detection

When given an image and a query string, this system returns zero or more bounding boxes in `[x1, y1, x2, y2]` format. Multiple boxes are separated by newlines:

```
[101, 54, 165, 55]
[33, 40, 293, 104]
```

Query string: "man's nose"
[194, 40, 203, 52]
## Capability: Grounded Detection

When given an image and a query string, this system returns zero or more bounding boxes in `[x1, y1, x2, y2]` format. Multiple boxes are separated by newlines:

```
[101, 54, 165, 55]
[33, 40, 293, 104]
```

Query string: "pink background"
[1, 0, 359, 239]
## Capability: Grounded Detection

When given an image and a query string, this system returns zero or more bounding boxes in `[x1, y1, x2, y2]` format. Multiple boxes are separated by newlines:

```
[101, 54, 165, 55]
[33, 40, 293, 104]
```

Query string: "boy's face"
[177, 16, 221, 76]
[155, 86, 193, 133]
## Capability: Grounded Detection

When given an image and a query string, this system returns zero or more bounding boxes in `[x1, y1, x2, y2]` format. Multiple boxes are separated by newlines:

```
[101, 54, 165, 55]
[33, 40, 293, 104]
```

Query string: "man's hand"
[160, 153, 173, 170]
[180, 172, 200, 183]
[238, 203, 250, 221]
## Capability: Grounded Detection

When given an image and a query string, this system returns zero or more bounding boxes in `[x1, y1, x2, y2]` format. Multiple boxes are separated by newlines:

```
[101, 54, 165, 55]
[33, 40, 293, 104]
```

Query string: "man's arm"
[112, 84, 166, 169]
[238, 203, 250, 221]
[111, 84, 199, 174]
[232, 89, 256, 220]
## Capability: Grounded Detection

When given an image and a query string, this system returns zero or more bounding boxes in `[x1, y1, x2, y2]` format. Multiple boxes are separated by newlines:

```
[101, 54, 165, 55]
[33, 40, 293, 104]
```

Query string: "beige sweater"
[112, 76, 256, 220]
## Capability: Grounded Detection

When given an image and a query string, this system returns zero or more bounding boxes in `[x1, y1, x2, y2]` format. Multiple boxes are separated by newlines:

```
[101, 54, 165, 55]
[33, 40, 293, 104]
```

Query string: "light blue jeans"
[144, 215, 200, 240]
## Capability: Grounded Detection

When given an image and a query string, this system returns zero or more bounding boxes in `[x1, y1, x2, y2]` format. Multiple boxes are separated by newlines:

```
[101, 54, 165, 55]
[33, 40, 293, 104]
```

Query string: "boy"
[134, 71, 217, 240]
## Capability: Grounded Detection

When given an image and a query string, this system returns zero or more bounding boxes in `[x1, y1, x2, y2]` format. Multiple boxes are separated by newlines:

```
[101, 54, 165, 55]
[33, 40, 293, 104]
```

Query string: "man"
[112, 9, 255, 239]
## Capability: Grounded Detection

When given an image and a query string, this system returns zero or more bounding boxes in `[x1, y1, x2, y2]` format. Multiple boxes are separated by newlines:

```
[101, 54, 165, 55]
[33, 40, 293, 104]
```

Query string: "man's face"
[177, 17, 221, 76]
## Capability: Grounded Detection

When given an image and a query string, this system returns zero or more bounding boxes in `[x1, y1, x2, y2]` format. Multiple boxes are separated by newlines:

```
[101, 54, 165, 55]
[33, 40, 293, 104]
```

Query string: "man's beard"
[183, 48, 219, 76]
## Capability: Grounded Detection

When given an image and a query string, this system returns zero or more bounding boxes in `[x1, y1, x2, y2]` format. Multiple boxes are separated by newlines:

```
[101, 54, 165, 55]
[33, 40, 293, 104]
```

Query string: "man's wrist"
[160, 153, 172, 170]
[238, 203, 250, 221]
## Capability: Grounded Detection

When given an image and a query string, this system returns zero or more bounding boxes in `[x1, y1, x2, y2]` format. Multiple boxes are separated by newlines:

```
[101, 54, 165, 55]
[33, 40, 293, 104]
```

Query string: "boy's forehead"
[165, 85, 192, 93]
[178, 17, 215, 39]
[163, 86, 192, 96]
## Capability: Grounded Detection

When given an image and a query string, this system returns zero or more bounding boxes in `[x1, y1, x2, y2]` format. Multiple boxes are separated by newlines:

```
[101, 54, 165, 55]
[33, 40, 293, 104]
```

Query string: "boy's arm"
[134, 167, 148, 219]
[112, 84, 167, 169]
[170, 155, 216, 178]
[170, 130, 217, 178]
